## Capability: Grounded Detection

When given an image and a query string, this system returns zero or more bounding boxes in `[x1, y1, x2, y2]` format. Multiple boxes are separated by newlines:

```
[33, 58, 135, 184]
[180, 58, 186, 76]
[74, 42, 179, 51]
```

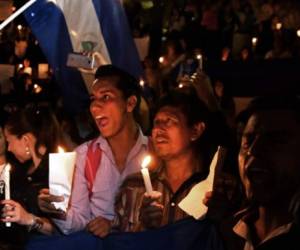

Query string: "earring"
[25, 146, 31, 155]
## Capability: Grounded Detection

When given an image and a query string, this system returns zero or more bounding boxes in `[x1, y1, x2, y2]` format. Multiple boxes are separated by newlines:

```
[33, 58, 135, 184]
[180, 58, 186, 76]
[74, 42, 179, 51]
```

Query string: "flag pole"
[0, 0, 37, 31]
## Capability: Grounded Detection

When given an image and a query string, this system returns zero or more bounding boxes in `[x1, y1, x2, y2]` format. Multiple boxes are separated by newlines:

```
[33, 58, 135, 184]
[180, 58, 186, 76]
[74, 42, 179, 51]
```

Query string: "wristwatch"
[28, 214, 44, 232]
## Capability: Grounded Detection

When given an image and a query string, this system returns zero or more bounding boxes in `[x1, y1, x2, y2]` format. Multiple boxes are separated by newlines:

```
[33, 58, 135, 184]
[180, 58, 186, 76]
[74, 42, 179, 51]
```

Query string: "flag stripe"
[24, 1, 90, 114]
[92, 0, 143, 78]
[24, 0, 142, 114]
[54, 0, 111, 64]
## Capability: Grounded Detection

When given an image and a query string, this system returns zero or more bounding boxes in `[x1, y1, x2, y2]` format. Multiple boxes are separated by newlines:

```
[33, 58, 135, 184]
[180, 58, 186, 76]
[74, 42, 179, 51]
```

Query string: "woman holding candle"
[0, 104, 65, 248]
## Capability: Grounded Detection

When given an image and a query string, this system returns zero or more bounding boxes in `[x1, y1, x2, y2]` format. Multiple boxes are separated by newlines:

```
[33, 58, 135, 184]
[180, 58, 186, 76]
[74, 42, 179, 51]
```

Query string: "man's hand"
[206, 173, 241, 221]
[38, 189, 66, 219]
[86, 216, 111, 238]
[203, 191, 213, 207]
[140, 191, 164, 229]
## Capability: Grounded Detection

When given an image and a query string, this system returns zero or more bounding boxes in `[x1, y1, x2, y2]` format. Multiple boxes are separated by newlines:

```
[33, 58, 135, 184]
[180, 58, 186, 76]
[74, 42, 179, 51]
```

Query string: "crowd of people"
[0, 63, 299, 249]
[125, 0, 300, 60]
[0, 0, 300, 250]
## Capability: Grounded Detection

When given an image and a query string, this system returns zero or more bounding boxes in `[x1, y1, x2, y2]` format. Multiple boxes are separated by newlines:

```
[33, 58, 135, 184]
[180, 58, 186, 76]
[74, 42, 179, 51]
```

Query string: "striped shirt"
[113, 165, 207, 232]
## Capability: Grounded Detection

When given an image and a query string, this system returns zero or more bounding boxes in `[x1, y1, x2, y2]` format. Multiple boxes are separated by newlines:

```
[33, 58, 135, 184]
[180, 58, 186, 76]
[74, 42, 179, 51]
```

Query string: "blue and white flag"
[24, 0, 142, 114]
[26, 218, 224, 250]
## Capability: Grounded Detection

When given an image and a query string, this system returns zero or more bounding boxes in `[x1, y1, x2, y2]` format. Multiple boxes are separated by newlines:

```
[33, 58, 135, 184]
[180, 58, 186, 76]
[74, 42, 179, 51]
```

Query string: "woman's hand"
[1, 199, 33, 225]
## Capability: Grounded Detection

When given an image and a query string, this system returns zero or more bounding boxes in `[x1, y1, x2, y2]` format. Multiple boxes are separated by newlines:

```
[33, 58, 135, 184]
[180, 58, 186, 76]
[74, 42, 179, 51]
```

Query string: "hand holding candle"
[4, 164, 11, 227]
[196, 54, 203, 70]
[141, 155, 153, 195]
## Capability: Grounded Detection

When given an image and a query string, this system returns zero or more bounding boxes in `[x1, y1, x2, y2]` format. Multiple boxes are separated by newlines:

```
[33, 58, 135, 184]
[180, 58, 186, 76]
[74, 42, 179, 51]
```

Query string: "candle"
[38, 64, 49, 79]
[275, 22, 282, 30]
[139, 79, 145, 88]
[4, 164, 11, 227]
[196, 54, 203, 70]
[49, 146, 76, 212]
[23, 67, 32, 75]
[18, 64, 23, 70]
[33, 84, 42, 94]
[141, 155, 153, 194]
[252, 37, 258, 49]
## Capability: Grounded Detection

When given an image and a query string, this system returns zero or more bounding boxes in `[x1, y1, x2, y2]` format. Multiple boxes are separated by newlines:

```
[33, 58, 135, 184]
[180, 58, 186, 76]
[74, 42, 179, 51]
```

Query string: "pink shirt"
[54, 129, 149, 234]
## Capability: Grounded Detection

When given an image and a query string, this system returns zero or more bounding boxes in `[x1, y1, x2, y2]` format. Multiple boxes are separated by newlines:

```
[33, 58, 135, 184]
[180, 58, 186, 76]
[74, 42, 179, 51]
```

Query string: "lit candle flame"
[178, 83, 184, 88]
[139, 79, 145, 87]
[196, 54, 202, 60]
[58, 146, 65, 153]
[159, 57, 164, 64]
[141, 155, 151, 169]
[33, 84, 42, 94]
[275, 22, 282, 30]
[252, 37, 258, 46]
[297, 29, 300, 38]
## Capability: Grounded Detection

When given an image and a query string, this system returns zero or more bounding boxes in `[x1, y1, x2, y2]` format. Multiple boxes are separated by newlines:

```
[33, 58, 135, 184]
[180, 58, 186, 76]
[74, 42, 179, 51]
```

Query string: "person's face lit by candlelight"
[152, 106, 204, 161]
[90, 80, 134, 138]
[153, 107, 189, 160]
[239, 109, 300, 205]
[89, 66, 140, 139]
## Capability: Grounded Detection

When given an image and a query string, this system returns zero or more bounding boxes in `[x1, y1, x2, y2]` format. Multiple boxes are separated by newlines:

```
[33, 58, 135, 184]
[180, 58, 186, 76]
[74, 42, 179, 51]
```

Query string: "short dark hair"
[155, 88, 210, 127]
[154, 88, 214, 172]
[95, 65, 141, 119]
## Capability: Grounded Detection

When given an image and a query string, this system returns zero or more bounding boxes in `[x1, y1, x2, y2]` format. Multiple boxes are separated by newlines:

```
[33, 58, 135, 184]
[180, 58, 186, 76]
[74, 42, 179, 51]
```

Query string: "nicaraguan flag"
[26, 218, 224, 250]
[24, 0, 142, 114]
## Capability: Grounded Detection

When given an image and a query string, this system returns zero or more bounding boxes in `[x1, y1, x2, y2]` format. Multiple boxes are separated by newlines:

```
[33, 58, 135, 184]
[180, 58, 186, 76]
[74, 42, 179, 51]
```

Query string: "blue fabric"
[91, 0, 143, 79]
[23, 0, 142, 115]
[26, 218, 224, 250]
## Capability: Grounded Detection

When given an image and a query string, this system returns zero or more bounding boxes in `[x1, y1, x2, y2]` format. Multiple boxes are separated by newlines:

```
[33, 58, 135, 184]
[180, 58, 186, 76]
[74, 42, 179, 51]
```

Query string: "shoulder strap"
[85, 138, 102, 196]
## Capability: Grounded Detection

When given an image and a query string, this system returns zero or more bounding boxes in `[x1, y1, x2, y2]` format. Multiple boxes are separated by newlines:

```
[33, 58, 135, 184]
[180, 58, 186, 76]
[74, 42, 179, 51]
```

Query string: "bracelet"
[28, 214, 44, 232]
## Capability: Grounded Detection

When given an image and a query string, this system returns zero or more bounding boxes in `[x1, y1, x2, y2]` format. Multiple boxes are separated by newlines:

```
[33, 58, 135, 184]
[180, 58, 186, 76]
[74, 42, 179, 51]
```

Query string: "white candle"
[141, 155, 153, 194]
[49, 146, 76, 212]
[139, 79, 145, 88]
[196, 54, 203, 70]
[23, 67, 32, 75]
[4, 164, 11, 227]
[252, 37, 258, 49]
